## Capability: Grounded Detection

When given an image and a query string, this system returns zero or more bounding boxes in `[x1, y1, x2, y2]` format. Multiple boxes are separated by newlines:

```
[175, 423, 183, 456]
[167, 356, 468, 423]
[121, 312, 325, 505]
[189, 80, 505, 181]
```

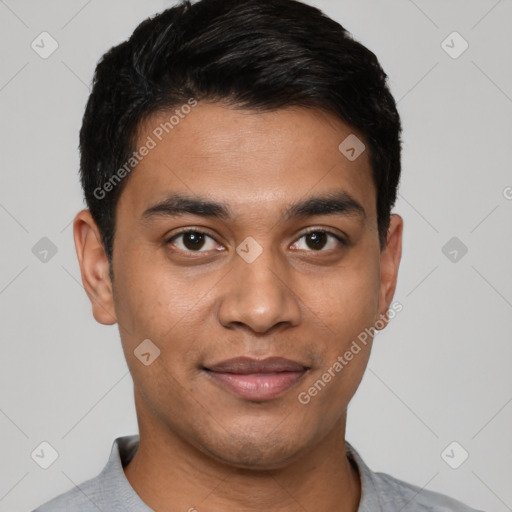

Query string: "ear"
[73, 209, 117, 325]
[376, 214, 403, 330]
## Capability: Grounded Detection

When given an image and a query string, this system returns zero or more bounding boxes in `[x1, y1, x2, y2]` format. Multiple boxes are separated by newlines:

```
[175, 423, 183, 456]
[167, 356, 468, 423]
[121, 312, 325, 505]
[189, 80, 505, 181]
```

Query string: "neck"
[123, 400, 360, 512]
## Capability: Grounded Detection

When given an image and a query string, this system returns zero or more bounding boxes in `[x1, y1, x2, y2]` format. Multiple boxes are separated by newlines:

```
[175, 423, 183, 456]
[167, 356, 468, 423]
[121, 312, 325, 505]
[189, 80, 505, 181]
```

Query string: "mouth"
[202, 356, 310, 401]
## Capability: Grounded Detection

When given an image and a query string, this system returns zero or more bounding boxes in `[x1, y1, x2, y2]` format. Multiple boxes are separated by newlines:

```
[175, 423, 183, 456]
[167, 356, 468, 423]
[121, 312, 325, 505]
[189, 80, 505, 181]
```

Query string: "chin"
[196, 423, 309, 470]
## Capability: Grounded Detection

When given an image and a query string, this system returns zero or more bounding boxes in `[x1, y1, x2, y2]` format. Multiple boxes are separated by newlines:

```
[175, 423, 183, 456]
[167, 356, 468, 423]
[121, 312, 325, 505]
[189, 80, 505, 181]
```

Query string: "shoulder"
[346, 442, 484, 512]
[30, 435, 140, 512]
[372, 470, 485, 511]
[30, 474, 105, 512]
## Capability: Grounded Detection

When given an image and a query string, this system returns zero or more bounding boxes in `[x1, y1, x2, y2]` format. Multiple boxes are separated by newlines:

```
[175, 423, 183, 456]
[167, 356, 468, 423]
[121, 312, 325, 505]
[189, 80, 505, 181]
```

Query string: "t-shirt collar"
[106, 435, 381, 512]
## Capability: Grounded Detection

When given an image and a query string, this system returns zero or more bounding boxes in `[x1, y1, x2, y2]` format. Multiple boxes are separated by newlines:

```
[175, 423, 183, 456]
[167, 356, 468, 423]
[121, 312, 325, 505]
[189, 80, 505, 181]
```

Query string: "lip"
[203, 357, 309, 401]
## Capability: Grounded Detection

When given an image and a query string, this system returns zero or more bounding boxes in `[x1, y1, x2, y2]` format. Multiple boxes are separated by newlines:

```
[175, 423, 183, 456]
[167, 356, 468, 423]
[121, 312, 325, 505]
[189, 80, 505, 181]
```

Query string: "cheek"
[112, 265, 199, 405]
[111, 249, 211, 391]
[303, 257, 381, 338]
[295, 255, 380, 405]
[113, 248, 191, 334]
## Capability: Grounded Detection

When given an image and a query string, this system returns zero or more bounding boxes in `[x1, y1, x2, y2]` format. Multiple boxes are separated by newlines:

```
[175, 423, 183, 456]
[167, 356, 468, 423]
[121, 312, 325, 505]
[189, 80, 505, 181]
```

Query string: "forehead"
[117, 102, 376, 222]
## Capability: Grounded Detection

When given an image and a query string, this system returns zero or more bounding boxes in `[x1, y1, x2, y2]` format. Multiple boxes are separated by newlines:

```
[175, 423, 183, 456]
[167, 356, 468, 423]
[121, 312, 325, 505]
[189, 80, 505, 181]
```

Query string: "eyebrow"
[141, 190, 366, 223]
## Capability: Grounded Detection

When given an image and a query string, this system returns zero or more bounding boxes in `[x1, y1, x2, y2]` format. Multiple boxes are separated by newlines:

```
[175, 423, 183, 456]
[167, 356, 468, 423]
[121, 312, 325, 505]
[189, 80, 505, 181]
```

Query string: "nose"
[216, 243, 302, 334]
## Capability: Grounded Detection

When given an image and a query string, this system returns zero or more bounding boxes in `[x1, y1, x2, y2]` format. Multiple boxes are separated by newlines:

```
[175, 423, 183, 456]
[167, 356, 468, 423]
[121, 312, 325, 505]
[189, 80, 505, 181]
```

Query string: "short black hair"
[79, 0, 402, 279]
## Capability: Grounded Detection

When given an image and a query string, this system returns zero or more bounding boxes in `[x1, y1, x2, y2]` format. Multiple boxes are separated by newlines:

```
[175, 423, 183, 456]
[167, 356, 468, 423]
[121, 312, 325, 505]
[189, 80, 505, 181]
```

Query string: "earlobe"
[376, 214, 403, 330]
[73, 209, 117, 325]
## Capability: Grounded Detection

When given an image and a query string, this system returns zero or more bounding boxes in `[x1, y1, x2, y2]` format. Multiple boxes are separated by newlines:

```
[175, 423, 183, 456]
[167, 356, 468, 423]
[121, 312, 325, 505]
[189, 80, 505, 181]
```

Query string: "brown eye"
[167, 230, 219, 252]
[182, 232, 205, 250]
[305, 231, 328, 250]
[291, 230, 346, 252]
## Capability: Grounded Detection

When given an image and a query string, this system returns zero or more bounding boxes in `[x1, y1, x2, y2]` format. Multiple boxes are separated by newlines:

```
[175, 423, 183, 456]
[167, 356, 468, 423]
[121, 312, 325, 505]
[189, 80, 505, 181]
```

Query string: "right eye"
[166, 229, 223, 253]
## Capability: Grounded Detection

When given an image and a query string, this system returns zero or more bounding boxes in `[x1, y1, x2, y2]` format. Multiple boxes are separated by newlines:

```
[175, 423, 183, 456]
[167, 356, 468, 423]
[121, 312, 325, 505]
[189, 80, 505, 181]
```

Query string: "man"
[32, 0, 483, 510]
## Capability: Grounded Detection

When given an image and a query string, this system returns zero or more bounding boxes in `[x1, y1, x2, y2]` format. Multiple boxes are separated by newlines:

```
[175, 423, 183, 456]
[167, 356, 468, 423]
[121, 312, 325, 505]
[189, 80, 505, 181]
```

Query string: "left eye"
[291, 230, 345, 252]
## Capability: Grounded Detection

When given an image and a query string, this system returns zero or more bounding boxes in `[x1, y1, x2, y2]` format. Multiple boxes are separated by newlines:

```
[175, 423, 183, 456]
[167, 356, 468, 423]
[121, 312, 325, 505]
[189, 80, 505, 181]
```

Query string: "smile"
[203, 356, 309, 401]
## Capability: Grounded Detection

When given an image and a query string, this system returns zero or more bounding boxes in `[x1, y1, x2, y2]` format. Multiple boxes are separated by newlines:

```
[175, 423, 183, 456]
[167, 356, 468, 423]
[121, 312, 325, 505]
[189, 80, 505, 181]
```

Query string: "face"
[75, 102, 402, 470]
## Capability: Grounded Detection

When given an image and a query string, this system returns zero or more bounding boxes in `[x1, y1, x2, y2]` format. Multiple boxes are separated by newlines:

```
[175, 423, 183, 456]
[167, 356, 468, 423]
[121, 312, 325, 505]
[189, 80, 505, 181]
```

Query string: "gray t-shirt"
[31, 435, 483, 511]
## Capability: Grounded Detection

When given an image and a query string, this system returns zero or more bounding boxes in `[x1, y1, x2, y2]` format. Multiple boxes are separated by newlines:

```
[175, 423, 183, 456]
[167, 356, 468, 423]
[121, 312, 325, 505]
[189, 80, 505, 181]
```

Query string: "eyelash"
[165, 227, 347, 254]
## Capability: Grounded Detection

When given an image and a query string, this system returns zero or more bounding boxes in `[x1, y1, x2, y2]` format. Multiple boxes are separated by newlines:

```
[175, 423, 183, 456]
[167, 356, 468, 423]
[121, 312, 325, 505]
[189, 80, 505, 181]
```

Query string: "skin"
[73, 102, 403, 512]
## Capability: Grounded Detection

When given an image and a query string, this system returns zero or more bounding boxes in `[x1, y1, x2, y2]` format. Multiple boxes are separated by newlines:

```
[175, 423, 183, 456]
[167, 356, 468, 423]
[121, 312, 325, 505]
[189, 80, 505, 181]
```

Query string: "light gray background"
[0, 1, 511, 511]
